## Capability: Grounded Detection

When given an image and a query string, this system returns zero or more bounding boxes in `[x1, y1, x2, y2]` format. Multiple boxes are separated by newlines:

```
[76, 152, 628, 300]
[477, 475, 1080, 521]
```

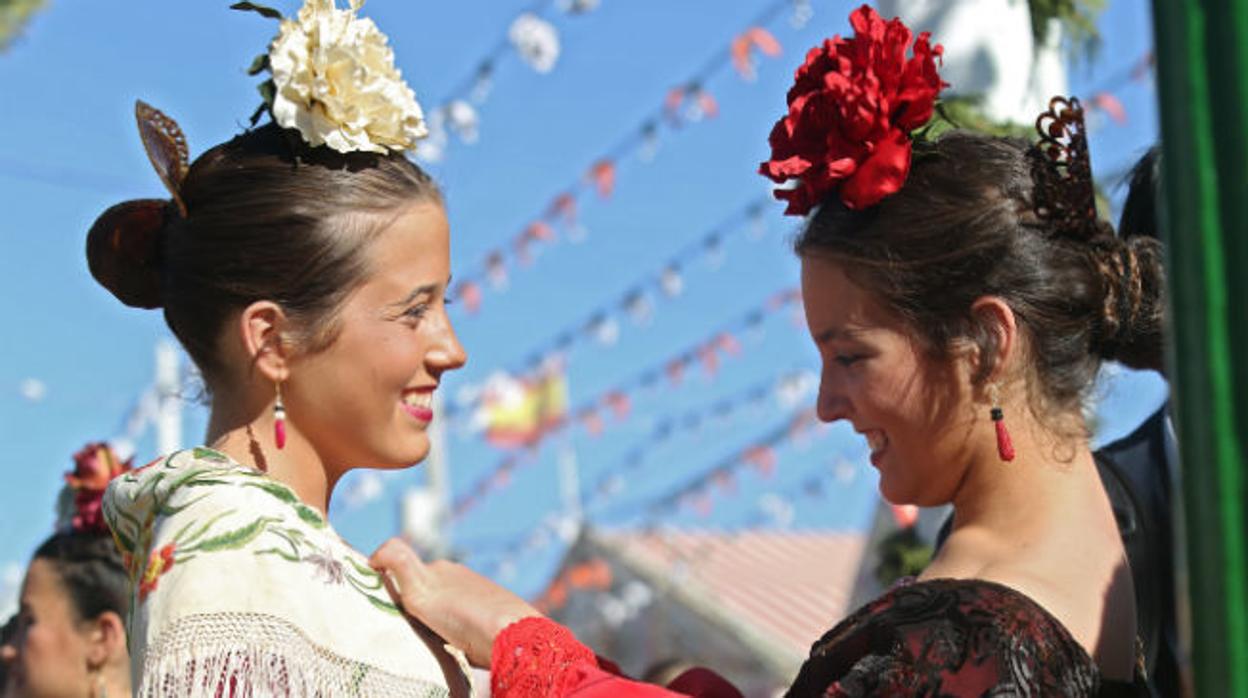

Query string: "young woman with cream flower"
[369, 6, 1156, 696]
[94, 1, 469, 695]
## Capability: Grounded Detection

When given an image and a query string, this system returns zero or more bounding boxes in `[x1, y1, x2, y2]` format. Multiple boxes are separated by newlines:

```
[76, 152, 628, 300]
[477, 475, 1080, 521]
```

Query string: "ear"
[968, 295, 1018, 385]
[237, 300, 292, 384]
[83, 611, 126, 667]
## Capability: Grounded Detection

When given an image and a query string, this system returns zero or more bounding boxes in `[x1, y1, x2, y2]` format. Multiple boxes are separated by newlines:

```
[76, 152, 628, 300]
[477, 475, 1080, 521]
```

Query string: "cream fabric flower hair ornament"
[246, 0, 427, 154]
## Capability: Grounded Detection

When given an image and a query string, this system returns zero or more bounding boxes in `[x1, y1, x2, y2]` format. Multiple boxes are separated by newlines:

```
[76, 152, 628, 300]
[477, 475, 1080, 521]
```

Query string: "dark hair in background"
[88, 123, 443, 387]
[1118, 146, 1161, 243]
[795, 130, 1165, 422]
[32, 532, 129, 623]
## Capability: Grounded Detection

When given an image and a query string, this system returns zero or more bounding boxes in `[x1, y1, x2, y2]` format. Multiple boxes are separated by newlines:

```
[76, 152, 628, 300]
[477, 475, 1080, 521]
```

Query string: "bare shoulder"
[924, 526, 1137, 682]
[977, 560, 1137, 682]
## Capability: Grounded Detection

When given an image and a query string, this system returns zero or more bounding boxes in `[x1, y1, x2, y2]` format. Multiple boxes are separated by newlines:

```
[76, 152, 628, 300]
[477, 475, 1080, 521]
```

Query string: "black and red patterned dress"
[488, 578, 1147, 697]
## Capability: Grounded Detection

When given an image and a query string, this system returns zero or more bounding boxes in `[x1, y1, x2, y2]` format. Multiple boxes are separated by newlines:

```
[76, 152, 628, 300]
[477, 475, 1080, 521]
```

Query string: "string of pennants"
[416, 0, 604, 164]
[482, 195, 776, 377]
[449, 285, 804, 519]
[592, 404, 822, 524]
[581, 367, 818, 511]
[443, 197, 790, 428]
[448, 0, 814, 315]
[470, 402, 843, 580]
[1082, 50, 1155, 128]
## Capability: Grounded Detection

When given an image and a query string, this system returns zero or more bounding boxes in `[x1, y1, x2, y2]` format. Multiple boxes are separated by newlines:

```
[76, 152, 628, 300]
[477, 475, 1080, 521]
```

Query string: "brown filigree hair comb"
[136, 100, 190, 217]
[1029, 96, 1108, 241]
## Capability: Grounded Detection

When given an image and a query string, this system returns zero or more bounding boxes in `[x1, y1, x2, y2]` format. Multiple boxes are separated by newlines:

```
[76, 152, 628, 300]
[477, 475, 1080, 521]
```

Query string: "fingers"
[370, 537, 425, 599]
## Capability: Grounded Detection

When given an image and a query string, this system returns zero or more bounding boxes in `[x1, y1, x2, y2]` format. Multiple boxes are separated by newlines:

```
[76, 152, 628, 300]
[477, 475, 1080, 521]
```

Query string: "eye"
[834, 354, 863, 367]
[401, 304, 430, 324]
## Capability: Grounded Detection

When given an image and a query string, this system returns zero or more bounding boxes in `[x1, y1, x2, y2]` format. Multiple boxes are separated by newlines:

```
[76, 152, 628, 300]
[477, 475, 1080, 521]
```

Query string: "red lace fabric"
[490, 617, 743, 698]
[492, 617, 600, 697]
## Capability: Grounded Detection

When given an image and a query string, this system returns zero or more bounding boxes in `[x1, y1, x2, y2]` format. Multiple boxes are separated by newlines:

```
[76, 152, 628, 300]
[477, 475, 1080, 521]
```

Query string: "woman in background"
[1, 443, 131, 698]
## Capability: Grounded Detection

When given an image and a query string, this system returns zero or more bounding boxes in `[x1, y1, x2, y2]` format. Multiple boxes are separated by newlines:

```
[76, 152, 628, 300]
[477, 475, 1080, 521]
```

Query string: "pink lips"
[402, 402, 434, 422]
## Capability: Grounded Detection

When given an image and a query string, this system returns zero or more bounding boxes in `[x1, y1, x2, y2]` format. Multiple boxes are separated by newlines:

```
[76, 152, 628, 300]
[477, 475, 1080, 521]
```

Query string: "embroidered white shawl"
[103, 448, 469, 697]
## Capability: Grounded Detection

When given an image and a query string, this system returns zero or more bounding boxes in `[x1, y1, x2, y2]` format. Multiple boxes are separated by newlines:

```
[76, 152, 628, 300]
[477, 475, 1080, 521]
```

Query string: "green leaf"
[255, 546, 302, 562]
[295, 504, 326, 528]
[112, 527, 136, 554]
[178, 509, 236, 546]
[247, 53, 270, 76]
[362, 592, 400, 615]
[188, 516, 280, 553]
[158, 492, 212, 518]
[192, 447, 230, 463]
[244, 480, 298, 504]
[230, 1, 283, 20]
[258, 79, 276, 107]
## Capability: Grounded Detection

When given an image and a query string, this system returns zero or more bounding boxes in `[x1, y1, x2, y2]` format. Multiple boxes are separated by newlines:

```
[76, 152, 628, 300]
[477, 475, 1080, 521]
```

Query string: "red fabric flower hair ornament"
[759, 5, 947, 215]
[56, 442, 133, 535]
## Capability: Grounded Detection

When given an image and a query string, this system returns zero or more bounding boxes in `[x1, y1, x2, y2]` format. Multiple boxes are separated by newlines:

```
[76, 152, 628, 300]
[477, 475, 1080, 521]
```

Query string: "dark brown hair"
[795, 130, 1165, 418]
[33, 532, 129, 623]
[87, 123, 442, 387]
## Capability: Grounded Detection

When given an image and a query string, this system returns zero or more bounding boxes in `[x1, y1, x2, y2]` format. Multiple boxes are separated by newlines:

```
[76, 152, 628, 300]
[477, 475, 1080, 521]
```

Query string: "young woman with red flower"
[1, 444, 133, 698]
[370, 5, 1157, 696]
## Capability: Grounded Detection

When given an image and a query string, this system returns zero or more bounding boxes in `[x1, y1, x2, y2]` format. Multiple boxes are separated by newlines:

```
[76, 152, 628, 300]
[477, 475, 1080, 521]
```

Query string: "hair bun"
[1089, 235, 1165, 372]
[86, 199, 170, 309]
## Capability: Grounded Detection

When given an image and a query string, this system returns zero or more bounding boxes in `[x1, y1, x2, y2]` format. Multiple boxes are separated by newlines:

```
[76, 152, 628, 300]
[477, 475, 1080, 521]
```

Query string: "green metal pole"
[1150, 1, 1248, 695]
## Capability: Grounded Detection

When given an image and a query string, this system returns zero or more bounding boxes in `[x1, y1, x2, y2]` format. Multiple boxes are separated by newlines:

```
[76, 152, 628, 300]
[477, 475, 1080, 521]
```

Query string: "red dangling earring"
[274, 382, 287, 450]
[988, 384, 1015, 462]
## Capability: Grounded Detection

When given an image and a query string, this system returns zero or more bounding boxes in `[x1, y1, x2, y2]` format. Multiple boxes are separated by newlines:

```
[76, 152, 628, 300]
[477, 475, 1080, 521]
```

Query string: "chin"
[877, 474, 917, 507]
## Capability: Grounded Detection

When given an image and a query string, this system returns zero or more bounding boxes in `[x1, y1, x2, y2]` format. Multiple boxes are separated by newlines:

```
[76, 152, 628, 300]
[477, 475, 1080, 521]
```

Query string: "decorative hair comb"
[136, 100, 191, 217]
[1029, 96, 1107, 241]
[84, 101, 189, 308]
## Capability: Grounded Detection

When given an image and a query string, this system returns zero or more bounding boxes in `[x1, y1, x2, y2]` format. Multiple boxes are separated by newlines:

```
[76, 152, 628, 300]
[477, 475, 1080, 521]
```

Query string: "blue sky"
[0, 0, 1164, 608]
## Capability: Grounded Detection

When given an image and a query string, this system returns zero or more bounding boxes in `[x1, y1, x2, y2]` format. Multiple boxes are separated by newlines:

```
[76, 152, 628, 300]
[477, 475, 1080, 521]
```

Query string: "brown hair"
[795, 130, 1164, 419]
[87, 123, 442, 387]
[33, 531, 129, 623]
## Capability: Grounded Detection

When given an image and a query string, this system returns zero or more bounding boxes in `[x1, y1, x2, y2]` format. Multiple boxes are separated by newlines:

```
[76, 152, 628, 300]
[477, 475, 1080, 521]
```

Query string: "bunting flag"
[446, 197, 788, 424]
[730, 26, 782, 81]
[441, 0, 815, 315]
[472, 431, 867, 580]
[451, 289, 804, 518]
[588, 159, 617, 198]
[476, 368, 569, 449]
[454, 280, 803, 434]
[415, 0, 603, 164]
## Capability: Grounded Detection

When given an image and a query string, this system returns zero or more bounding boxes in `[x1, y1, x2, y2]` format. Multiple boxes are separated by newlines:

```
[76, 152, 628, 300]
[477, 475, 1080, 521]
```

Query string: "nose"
[816, 369, 849, 424]
[427, 309, 467, 375]
[0, 641, 15, 664]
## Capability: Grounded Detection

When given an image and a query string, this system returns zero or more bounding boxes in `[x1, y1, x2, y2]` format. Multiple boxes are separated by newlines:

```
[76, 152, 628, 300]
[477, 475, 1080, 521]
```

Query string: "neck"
[204, 387, 338, 513]
[949, 411, 1098, 539]
[101, 668, 131, 698]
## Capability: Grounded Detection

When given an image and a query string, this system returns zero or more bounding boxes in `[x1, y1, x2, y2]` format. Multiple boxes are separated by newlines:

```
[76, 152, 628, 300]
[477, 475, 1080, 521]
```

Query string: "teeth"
[403, 392, 432, 409]
[865, 431, 887, 453]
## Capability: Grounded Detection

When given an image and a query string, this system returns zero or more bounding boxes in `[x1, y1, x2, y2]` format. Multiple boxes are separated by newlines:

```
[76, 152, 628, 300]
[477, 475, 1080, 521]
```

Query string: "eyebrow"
[389, 275, 453, 308]
[814, 326, 865, 345]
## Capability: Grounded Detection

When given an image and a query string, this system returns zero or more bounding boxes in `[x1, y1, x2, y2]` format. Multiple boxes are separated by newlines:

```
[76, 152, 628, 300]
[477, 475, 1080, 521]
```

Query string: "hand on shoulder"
[370, 538, 542, 667]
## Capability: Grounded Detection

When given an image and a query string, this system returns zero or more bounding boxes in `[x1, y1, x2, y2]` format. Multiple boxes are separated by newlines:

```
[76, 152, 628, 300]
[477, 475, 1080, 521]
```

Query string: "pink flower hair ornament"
[56, 442, 133, 535]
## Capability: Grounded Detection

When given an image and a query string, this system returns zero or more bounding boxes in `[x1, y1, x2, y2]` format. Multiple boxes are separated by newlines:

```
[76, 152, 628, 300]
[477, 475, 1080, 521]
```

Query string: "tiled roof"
[593, 528, 866, 660]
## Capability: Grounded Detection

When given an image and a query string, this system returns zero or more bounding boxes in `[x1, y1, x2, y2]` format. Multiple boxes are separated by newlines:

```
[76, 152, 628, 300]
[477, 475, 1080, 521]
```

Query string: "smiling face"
[283, 201, 466, 475]
[5, 559, 93, 698]
[801, 255, 981, 506]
